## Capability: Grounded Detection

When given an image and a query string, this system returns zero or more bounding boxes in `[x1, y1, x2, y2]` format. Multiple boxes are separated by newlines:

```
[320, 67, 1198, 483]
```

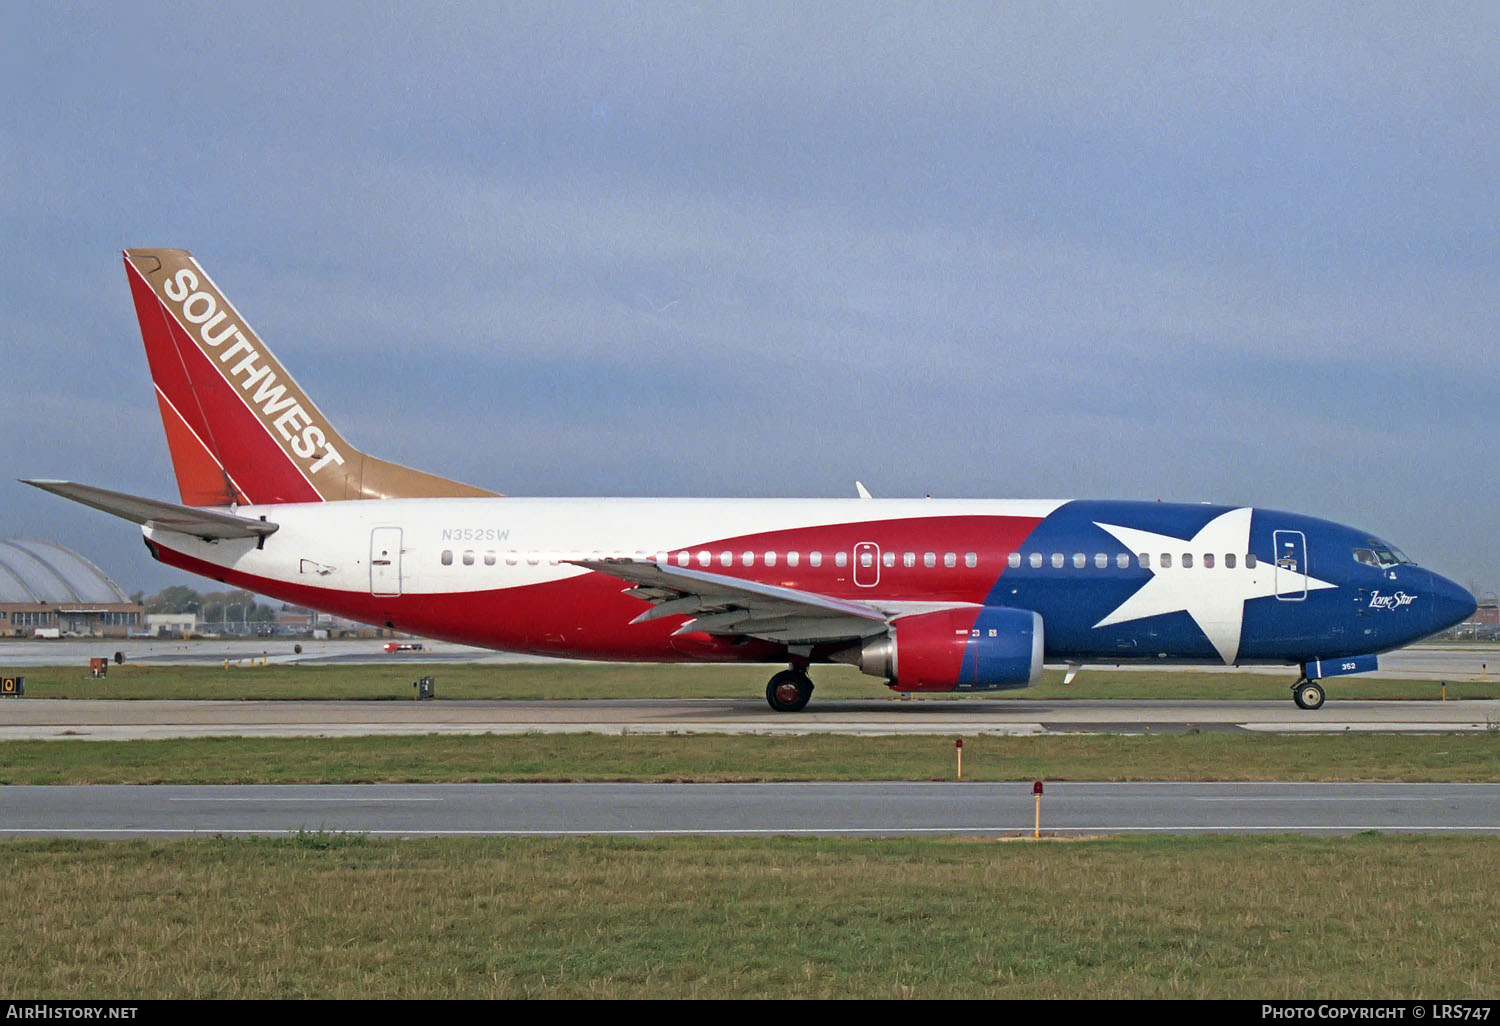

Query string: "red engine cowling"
[844, 606, 1044, 692]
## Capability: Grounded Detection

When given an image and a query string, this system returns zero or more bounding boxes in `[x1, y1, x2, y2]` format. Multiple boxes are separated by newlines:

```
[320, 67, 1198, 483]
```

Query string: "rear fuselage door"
[370, 527, 403, 597]
[1273, 529, 1307, 601]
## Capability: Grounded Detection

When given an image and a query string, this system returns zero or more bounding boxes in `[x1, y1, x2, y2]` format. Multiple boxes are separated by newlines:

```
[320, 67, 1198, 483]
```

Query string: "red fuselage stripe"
[152, 513, 1045, 663]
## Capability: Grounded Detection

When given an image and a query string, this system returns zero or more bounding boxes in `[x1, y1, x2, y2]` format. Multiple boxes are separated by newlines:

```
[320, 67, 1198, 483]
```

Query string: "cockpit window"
[1354, 543, 1415, 569]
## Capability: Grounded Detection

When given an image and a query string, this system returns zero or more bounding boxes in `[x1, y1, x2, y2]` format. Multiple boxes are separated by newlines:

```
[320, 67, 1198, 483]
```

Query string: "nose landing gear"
[1291, 678, 1325, 710]
[766, 668, 814, 712]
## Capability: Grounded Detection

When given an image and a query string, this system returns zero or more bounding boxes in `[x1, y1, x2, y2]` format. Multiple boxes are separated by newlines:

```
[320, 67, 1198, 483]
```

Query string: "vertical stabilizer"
[123, 249, 496, 505]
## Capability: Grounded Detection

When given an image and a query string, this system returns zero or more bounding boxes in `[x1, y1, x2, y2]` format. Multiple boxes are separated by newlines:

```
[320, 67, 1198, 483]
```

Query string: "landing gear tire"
[766, 669, 814, 713]
[1292, 679, 1325, 711]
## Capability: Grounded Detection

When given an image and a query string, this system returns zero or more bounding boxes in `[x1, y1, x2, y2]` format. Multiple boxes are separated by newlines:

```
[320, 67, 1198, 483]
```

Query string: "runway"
[2, 782, 1495, 838]
[2, 696, 1498, 740]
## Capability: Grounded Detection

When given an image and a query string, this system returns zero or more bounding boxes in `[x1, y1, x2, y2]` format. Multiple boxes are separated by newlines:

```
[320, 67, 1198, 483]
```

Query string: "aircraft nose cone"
[1429, 574, 1477, 633]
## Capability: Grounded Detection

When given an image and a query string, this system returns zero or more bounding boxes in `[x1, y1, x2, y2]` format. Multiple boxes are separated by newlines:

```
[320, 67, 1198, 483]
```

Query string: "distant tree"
[146, 585, 202, 614]
[200, 589, 271, 624]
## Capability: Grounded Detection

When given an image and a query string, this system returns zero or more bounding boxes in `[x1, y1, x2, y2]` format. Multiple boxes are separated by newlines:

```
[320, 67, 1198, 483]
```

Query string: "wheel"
[766, 669, 814, 712]
[1292, 680, 1325, 710]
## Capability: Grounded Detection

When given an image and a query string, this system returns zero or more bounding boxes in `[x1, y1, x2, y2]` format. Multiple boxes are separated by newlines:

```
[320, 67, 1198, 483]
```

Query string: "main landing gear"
[766, 668, 814, 712]
[1291, 677, 1326, 711]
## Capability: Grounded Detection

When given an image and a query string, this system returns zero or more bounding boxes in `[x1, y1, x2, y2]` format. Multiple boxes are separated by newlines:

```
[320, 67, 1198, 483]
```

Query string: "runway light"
[955, 738, 963, 780]
[1033, 780, 1044, 838]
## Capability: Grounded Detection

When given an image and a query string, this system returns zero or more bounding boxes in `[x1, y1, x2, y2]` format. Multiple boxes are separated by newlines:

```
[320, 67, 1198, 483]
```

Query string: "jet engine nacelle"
[846, 606, 1044, 692]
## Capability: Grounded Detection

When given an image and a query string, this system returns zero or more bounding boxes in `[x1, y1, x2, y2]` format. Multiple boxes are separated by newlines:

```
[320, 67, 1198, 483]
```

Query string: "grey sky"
[3, 3, 1496, 596]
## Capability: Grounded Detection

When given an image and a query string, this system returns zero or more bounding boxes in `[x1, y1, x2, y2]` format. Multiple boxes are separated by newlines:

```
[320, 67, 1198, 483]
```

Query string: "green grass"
[13, 660, 1500, 701]
[3, 833, 1496, 998]
[8, 660, 1496, 998]
[3, 731, 1497, 784]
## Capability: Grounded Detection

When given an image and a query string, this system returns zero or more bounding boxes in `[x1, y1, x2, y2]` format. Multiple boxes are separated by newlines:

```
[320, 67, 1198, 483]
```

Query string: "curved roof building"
[0, 539, 131, 605]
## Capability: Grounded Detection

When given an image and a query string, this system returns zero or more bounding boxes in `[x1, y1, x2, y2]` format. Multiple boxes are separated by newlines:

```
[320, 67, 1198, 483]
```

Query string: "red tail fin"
[124, 249, 496, 505]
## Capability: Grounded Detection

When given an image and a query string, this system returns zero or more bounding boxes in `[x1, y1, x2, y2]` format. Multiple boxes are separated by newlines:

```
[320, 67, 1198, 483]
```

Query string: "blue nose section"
[1428, 573, 1477, 634]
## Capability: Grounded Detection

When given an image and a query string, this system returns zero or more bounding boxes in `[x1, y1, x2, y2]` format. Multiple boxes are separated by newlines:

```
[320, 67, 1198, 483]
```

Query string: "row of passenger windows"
[438, 549, 983, 568]
[1015, 551, 1259, 570]
[438, 548, 1261, 571]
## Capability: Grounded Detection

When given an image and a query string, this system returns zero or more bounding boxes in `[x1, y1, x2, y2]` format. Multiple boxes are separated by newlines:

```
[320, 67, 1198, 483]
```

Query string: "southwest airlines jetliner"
[26, 249, 1476, 711]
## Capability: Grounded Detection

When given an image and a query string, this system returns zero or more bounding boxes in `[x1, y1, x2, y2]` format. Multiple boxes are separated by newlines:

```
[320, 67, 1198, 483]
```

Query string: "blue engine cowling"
[843, 606, 1045, 692]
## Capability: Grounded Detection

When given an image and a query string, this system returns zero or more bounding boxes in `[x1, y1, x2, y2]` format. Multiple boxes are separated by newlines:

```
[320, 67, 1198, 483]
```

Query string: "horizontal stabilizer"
[21, 480, 279, 540]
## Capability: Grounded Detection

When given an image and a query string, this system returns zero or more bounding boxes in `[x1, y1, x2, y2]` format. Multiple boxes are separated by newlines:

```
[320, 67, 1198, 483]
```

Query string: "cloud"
[2, 4, 1496, 588]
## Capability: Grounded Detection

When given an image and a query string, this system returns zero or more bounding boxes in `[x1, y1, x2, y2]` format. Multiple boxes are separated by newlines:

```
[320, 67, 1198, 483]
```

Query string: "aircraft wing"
[570, 557, 890, 644]
[21, 480, 279, 541]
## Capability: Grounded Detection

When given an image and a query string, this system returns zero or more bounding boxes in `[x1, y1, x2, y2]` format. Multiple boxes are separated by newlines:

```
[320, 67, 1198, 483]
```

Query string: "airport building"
[0, 538, 144, 638]
[1456, 594, 1500, 640]
[145, 612, 199, 637]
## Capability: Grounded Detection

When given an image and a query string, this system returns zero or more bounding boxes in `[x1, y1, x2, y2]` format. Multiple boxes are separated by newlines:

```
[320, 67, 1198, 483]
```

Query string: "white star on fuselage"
[1091, 507, 1335, 664]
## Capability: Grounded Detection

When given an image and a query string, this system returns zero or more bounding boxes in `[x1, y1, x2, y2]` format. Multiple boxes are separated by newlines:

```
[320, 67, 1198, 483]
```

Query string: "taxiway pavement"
[2, 696, 1497, 740]
[2, 782, 1495, 838]
[4, 639, 1498, 681]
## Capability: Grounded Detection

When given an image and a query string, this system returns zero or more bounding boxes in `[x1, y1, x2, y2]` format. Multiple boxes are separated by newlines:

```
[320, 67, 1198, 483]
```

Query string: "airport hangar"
[0, 538, 144, 638]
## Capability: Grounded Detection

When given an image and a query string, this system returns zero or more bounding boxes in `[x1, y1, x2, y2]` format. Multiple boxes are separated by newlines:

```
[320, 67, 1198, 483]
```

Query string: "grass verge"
[2, 833, 1496, 998]
[3, 731, 1497, 784]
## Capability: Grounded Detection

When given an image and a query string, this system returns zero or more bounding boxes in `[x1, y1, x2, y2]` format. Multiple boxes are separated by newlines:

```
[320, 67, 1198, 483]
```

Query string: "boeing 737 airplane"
[25, 249, 1477, 711]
